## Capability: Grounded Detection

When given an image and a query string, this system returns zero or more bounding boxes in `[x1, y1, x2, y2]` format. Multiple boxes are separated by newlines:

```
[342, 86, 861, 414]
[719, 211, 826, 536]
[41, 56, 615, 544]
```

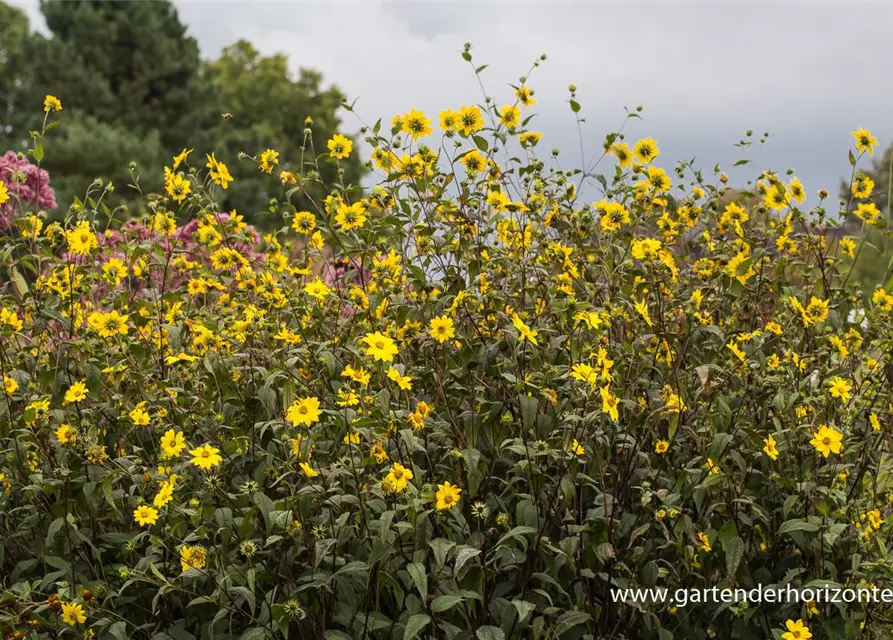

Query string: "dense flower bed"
[1, 54, 892, 640]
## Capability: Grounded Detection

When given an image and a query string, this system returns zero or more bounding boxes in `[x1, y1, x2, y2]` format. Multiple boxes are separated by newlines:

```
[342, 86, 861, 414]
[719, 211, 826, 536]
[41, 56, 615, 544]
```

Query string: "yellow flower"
[401, 109, 432, 139]
[160, 429, 186, 458]
[153, 480, 174, 508]
[0, 307, 22, 332]
[781, 618, 812, 640]
[55, 424, 75, 445]
[384, 462, 414, 493]
[3, 375, 18, 395]
[852, 174, 874, 199]
[304, 278, 331, 302]
[697, 531, 712, 552]
[21, 214, 42, 238]
[172, 148, 193, 169]
[43, 94, 62, 113]
[387, 366, 413, 390]
[520, 131, 541, 147]
[60, 602, 86, 626]
[435, 481, 462, 510]
[206, 153, 233, 189]
[343, 431, 361, 445]
[63, 380, 88, 404]
[361, 331, 399, 362]
[287, 397, 322, 427]
[655, 440, 669, 454]
[133, 505, 159, 527]
[327, 134, 353, 159]
[439, 109, 457, 132]
[726, 251, 755, 284]
[457, 105, 484, 136]
[763, 184, 790, 211]
[827, 376, 852, 404]
[787, 177, 805, 204]
[259, 148, 279, 173]
[189, 444, 223, 470]
[129, 402, 150, 426]
[342, 364, 371, 385]
[429, 315, 456, 343]
[633, 137, 659, 163]
[300, 462, 319, 478]
[66, 220, 98, 255]
[871, 413, 881, 432]
[792, 296, 829, 326]
[164, 168, 192, 204]
[336, 201, 367, 231]
[633, 297, 653, 327]
[851, 128, 878, 156]
[810, 424, 843, 458]
[570, 439, 584, 456]
[595, 201, 630, 232]
[516, 85, 537, 106]
[498, 104, 520, 128]
[292, 211, 316, 234]
[727, 341, 746, 363]
[460, 149, 485, 174]
[511, 314, 539, 345]
[370, 442, 388, 463]
[854, 202, 881, 224]
[180, 545, 206, 573]
[611, 142, 632, 168]
[571, 363, 598, 386]
[0, 180, 8, 206]
[762, 434, 779, 461]
[705, 458, 720, 475]
[600, 386, 619, 422]
[631, 237, 662, 260]
[644, 165, 671, 193]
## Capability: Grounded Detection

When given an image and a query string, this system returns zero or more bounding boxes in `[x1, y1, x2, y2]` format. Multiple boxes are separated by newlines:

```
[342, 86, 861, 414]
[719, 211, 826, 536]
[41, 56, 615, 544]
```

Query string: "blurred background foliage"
[0, 0, 366, 228]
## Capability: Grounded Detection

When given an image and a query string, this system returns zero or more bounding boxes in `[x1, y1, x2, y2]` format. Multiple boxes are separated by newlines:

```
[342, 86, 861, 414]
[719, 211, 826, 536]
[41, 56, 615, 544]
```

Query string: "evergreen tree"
[202, 40, 366, 223]
[1, 0, 366, 225]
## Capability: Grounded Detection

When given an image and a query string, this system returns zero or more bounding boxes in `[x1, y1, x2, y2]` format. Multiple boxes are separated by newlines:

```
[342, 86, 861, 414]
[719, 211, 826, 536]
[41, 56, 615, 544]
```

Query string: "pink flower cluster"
[0, 151, 57, 228]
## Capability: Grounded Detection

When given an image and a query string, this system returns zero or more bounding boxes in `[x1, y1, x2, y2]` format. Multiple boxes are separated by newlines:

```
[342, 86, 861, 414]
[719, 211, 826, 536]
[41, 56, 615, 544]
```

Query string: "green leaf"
[429, 538, 455, 568]
[45, 517, 65, 549]
[472, 135, 489, 152]
[431, 594, 464, 613]
[641, 560, 658, 587]
[454, 546, 481, 580]
[569, 100, 581, 114]
[519, 395, 538, 430]
[554, 611, 592, 634]
[407, 561, 427, 602]
[476, 626, 505, 640]
[10, 267, 29, 298]
[511, 599, 536, 622]
[778, 519, 820, 535]
[496, 526, 537, 549]
[379, 510, 395, 543]
[403, 613, 431, 640]
[725, 536, 744, 578]
[253, 492, 275, 529]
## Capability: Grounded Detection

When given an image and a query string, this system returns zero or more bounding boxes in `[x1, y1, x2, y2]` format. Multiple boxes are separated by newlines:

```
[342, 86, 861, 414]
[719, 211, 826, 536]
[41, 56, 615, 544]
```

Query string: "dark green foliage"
[1, 0, 365, 224]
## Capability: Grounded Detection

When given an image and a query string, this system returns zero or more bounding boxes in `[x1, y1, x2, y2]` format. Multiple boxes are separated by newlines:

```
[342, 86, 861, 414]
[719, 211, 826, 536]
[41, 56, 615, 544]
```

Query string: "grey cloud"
[9, 0, 893, 203]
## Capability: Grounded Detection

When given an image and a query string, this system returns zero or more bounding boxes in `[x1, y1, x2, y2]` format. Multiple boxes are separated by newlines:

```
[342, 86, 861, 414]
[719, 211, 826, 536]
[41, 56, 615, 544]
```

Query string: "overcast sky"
[13, 1, 893, 204]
